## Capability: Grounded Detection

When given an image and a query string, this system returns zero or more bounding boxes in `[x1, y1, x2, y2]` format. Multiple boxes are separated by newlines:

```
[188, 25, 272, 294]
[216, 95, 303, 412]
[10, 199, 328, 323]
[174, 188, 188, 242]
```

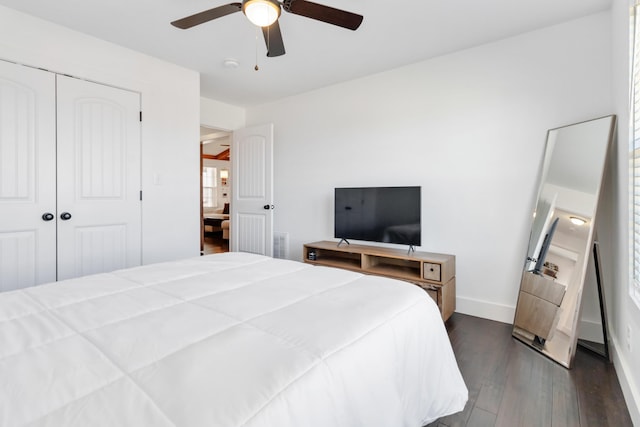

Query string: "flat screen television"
[334, 186, 421, 247]
[533, 217, 559, 275]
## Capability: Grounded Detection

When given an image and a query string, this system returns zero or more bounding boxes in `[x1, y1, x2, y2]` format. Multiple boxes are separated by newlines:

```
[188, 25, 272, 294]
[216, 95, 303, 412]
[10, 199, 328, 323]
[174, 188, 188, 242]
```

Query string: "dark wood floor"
[202, 231, 229, 255]
[428, 313, 633, 427]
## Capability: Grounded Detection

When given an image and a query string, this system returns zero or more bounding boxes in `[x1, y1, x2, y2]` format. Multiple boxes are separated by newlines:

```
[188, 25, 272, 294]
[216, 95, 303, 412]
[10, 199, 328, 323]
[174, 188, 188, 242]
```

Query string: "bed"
[0, 252, 467, 426]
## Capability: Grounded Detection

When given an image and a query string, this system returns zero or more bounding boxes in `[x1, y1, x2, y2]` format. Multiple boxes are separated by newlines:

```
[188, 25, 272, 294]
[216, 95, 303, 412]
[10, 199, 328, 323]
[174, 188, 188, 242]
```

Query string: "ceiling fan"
[171, 0, 363, 58]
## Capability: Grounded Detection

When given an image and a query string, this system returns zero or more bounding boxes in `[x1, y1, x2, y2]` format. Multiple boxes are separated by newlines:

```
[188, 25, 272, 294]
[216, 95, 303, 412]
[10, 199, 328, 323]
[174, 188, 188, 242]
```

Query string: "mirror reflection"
[513, 115, 616, 368]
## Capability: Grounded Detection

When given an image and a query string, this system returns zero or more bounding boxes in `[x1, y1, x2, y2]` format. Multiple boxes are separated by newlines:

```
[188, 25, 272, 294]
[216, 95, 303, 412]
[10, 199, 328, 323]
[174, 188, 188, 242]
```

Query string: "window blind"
[631, 5, 640, 307]
[202, 166, 218, 208]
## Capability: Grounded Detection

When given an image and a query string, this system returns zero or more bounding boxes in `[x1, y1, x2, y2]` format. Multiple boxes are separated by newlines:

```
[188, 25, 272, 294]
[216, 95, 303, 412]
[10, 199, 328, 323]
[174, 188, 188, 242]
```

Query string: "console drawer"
[423, 262, 441, 282]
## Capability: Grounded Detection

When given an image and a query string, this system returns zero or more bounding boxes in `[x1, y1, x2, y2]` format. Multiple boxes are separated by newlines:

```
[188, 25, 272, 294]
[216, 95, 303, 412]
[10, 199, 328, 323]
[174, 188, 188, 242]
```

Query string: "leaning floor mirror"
[512, 115, 616, 368]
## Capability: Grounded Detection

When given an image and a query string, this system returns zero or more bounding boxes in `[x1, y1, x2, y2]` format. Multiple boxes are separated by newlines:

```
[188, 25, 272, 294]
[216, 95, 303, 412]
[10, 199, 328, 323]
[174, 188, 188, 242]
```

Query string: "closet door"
[0, 61, 56, 290]
[56, 75, 141, 280]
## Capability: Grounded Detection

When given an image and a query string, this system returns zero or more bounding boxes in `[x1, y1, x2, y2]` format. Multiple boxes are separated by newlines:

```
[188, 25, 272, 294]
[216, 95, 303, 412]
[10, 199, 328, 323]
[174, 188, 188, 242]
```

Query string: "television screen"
[334, 186, 421, 246]
[533, 217, 559, 275]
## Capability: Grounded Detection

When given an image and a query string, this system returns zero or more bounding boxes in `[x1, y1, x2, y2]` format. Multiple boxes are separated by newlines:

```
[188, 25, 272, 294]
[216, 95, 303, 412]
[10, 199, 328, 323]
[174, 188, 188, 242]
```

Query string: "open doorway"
[200, 126, 231, 255]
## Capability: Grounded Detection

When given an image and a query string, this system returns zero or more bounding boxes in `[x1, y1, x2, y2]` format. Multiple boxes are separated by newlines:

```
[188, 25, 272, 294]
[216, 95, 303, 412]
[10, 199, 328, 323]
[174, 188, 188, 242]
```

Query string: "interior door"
[0, 60, 57, 290]
[230, 123, 274, 256]
[56, 75, 141, 280]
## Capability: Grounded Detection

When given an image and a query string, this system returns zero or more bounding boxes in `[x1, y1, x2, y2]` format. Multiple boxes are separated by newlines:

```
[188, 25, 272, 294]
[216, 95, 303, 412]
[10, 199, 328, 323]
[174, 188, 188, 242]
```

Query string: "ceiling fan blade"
[283, 0, 363, 30]
[262, 20, 286, 57]
[171, 3, 242, 29]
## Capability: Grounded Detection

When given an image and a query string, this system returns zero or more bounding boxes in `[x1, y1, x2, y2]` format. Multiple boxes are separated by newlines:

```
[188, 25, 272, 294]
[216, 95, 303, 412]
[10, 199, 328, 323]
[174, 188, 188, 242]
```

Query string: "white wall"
[609, 0, 640, 423]
[0, 5, 201, 263]
[201, 97, 246, 131]
[246, 12, 613, 324]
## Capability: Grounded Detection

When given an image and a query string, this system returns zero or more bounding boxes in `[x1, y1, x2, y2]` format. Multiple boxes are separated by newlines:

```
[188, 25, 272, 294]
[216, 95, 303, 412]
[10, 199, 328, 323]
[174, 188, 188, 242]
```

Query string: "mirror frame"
[512, 115, 616, 368]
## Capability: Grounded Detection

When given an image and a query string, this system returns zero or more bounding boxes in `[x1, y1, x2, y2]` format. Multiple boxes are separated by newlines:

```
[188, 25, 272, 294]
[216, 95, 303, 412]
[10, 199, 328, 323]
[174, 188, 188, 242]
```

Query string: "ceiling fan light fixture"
[569, 216, 587, 226]
[243, 0, 280, 27]
[223, 58, 240, 69]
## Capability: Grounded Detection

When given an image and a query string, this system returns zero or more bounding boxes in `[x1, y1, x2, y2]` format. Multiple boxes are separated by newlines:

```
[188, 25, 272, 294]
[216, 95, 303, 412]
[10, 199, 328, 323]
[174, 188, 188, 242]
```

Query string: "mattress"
[0, 252, 467, 426]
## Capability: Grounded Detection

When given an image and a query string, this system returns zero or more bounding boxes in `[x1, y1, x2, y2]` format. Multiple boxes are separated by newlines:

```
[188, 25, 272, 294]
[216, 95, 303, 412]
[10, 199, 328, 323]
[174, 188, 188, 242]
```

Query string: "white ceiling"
[0, 0, 611, 107]
[201, 126, 231, 155]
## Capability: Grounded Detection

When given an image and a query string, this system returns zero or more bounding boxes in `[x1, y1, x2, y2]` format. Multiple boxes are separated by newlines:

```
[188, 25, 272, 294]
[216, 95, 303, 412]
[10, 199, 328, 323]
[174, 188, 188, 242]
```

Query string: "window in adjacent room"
[202, 166, 217, 208]
[630, 4, 640, 308]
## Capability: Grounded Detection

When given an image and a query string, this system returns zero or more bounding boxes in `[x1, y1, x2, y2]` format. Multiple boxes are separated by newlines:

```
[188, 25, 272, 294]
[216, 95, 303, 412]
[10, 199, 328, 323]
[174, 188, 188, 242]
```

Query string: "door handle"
[60, 212, 72, 221]
[42, 212, 55, 221]
[263, 205, 275, 210]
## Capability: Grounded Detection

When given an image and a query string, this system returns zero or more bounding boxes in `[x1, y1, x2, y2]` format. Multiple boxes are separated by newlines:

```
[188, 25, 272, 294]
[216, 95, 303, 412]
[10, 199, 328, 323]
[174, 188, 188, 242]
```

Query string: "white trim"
[611, 335, 640, 426]
[578, 318, 605, 343]
[455, 296, 515, 324]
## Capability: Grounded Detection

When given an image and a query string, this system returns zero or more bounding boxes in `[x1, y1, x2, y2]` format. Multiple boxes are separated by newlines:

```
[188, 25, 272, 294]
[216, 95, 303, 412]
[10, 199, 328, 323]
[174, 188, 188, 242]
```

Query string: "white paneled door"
[231, 124, 274, 256]
[0, 61, 57, 291]
[0, 61, 141, 290]
[56, 75, 141, 280]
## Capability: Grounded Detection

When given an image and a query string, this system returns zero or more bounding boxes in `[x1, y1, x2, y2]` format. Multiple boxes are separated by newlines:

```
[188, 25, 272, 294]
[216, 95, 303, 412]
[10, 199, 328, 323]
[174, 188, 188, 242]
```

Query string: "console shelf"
[303, 241, 456, 321]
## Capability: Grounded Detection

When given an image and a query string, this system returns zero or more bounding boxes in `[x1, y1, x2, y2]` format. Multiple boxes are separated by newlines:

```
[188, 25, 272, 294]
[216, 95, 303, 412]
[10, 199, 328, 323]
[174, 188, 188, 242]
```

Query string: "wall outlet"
[628, 325, 633, 353]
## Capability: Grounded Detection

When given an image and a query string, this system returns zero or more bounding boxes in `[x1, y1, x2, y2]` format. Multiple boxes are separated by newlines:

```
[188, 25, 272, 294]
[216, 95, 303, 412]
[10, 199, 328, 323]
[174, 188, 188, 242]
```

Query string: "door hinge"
[139, 111, 142, 122]
[140, 190, 143, 201]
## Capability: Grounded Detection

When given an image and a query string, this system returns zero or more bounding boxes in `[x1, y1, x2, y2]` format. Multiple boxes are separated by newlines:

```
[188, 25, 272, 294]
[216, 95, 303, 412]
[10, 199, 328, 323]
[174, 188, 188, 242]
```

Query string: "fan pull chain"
[254, 26, 260, 71]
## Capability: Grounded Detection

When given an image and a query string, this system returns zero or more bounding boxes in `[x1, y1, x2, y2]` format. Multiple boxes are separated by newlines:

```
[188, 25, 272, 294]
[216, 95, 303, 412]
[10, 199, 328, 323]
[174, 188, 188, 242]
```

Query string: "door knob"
[42, 212, 54, 221]
[60, 212, 72, 220]
[263, 205, 275, 210]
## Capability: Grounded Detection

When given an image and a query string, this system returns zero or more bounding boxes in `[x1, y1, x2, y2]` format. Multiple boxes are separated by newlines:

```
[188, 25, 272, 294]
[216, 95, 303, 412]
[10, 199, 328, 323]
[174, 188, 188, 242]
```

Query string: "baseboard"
[611, 336, 640, 426]
[577, 318, 604, 343]
[456, 299, 608, 343]
[455, 296, 515, 324]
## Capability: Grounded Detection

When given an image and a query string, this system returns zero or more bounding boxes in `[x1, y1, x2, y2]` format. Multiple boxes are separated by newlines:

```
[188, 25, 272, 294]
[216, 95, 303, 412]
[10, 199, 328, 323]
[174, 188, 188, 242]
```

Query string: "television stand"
[303, 241, 456, 321]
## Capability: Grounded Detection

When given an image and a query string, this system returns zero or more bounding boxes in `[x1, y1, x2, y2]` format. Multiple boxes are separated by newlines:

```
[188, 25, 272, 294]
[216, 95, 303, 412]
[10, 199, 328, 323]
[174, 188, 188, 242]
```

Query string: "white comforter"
[0, 252, 467, 427]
